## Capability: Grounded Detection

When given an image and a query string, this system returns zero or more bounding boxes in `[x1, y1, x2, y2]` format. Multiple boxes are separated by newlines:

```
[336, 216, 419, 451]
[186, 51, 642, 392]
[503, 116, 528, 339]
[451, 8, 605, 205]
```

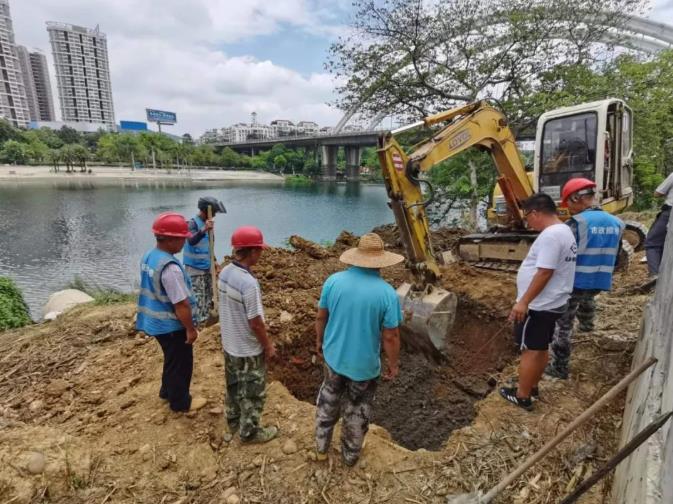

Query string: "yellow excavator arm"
[378, 100, 534, 286]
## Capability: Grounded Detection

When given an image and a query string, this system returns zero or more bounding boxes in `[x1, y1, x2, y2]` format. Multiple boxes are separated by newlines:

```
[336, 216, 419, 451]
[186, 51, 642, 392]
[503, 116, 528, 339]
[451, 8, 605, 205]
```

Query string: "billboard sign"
[146, 109, 177, 124]
[119, 120, 148, 131]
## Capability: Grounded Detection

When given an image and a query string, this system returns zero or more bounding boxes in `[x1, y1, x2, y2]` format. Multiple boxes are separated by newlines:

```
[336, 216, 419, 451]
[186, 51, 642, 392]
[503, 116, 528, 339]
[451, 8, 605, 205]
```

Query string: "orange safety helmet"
[231, 226, 269, 249]
[151, 212, 192, 238]
[561, 178, 597, 205]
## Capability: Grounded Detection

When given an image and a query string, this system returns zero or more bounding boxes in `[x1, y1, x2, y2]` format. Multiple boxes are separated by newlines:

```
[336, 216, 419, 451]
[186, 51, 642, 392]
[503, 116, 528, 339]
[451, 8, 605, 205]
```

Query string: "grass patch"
[284, 175, 316, 187]
[0, 276, 31, 330]
[66, 276, 136, 305]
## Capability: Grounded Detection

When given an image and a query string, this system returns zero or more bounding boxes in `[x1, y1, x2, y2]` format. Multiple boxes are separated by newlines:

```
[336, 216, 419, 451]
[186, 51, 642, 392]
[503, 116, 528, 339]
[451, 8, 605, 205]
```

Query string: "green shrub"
[285, 175, 315, 187]
[0, 277, 31, 330]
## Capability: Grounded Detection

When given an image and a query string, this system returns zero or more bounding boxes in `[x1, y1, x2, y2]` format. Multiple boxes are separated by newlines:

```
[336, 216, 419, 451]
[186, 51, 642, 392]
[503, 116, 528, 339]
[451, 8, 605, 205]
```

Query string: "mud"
[0, 224, 651, 504]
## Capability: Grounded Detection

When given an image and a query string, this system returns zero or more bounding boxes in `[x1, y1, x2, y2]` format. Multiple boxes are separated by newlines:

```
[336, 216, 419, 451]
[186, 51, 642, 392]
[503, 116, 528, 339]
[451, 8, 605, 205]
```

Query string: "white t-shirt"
[656, 172, 673, 207]
[516, 223, 577, 311]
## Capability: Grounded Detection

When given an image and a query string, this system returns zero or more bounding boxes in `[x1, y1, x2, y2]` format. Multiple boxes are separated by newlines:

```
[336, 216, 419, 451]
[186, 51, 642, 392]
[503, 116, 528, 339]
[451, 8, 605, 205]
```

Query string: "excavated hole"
[268, 304, 516, 451]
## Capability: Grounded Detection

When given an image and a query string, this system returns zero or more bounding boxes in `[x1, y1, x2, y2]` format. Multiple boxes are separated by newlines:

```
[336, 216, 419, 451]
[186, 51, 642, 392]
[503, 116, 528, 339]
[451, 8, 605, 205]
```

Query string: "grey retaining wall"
[612, 211, 673, 503]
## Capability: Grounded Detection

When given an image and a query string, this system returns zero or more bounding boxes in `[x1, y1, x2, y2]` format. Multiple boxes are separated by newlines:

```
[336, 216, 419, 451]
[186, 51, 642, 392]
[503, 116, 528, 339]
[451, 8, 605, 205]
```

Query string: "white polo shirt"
[218, 262, 265, 357]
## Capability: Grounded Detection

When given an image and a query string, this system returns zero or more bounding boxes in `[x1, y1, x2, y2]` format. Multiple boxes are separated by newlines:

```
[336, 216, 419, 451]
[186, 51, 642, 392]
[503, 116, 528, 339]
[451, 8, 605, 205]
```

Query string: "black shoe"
[544, 365, 569, 380]
[499, 387, 533, 411]
[531, 386, 540, 400]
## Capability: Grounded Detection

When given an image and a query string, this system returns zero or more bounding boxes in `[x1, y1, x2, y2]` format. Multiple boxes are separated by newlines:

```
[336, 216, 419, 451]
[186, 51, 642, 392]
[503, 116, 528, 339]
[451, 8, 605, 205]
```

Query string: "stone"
[42, 289, 94, 319]
[252, 455, 264, 467]
[282, 439, 298, 455]
[120, 399, 136, 410]
[28, 399, 45, 412]
[25, 451, 46, 474]
[139, 444, 152, 461]
[208, 407, 223, 416]
[226, 495, 240, 504]
[280, 310, 294, 323]
[222, 487, 238, 500]
[45, 379, 70, 397]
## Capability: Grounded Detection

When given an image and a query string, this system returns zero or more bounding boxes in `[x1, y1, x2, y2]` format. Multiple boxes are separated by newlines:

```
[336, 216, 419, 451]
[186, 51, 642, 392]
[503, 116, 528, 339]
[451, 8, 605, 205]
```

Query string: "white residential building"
[47, 22, 115, 127]
[0, 0, 30, 127]
[17, 46, 56, 122]
[297, 121, 319, 135]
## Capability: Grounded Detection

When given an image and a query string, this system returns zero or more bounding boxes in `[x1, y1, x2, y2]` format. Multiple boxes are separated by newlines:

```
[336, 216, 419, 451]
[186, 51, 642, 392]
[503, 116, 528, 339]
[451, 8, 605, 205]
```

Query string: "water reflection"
[0, 182, 394, 317]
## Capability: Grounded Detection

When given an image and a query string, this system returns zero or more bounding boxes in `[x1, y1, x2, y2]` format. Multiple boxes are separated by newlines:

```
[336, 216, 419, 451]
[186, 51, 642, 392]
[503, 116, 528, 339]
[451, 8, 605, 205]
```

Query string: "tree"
[70, 144, 91, 172]
[303, 157, 322, 178]
[26, 139, 49, 164]
[220, 147, 241, 168]
[57, 126, 82, 145]
[46, 149, 61, 172]
[60, 144, 79, 172]
[191, 144, 217, 167]
[0, 119, 20, 144]
[327, 0, 647, 129]
[273, 154, 288, 174]
[1, 140, 29, 165]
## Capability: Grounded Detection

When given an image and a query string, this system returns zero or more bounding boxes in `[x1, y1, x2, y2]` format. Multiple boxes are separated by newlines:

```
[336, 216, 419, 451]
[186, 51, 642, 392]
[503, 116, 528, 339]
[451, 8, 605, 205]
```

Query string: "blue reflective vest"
[183, 215, 210, 270]
[570, 209, 624, 291]
[136, 248, 196, 336]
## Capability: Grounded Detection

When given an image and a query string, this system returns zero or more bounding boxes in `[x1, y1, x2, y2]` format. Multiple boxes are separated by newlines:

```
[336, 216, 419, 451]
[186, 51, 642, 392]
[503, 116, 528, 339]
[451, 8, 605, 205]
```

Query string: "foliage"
[285, 174, 315, 187]
[521, 51, 673, 208]
[0, 277, 31, 330]
[0, 140, 30, 164]
[327, 0, 647, 127]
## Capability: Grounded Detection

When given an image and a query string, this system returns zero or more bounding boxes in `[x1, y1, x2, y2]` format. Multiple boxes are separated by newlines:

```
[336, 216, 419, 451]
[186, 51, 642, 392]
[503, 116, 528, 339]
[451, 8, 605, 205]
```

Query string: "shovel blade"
[397, 283, 457, 352]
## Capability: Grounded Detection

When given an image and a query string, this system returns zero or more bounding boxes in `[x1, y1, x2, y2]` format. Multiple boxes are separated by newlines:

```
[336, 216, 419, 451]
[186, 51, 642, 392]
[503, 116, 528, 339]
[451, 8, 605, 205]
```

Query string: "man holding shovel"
[183, 197, 226, 324]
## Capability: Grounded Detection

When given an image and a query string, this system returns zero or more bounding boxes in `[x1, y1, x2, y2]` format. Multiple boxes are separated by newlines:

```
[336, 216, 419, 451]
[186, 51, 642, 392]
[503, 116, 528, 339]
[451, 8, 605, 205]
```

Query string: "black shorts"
[514, 308, 564, 351]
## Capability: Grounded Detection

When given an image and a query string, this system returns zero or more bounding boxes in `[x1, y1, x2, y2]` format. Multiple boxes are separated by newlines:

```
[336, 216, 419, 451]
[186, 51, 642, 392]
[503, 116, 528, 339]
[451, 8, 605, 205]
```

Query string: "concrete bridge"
[214, 130, 384, 180]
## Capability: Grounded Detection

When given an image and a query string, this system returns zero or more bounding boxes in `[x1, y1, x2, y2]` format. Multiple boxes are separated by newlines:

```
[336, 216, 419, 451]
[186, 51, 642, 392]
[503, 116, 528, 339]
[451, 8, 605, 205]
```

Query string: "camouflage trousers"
[224, 352, 266, 440]
[315, 365, 378, 466]
[190, 272, 212, 324]
[549, 289, 600, 374]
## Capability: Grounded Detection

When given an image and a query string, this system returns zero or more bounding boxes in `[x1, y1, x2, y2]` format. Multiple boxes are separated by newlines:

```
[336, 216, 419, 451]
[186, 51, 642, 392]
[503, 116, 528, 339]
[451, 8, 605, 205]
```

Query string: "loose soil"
[0, 225, 651, 503]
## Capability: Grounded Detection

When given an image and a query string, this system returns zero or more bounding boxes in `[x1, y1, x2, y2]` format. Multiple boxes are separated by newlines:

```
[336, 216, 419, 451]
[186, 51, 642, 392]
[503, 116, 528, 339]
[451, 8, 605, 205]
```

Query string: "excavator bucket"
[397, 283, 458, 352]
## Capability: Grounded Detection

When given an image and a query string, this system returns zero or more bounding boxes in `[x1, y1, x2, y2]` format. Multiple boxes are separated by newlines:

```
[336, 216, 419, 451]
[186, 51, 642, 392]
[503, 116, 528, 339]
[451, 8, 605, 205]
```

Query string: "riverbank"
[0, 165, 284, 185]
[0, 227, 650, 503]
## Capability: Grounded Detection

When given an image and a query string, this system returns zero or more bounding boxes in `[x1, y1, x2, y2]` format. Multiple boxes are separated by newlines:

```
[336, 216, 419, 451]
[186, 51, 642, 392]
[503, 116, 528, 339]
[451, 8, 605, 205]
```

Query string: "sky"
[8, 0, 673, 137]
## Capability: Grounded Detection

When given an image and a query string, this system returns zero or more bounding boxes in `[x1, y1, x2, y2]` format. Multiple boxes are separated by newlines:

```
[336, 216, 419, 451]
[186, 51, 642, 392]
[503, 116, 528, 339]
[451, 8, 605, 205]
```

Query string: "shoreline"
[0, 165, 284, 186]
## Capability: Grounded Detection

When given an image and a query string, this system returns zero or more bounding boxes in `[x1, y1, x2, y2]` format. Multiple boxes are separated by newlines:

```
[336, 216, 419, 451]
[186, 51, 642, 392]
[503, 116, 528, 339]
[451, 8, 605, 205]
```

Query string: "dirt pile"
[0, 225, 651, 504]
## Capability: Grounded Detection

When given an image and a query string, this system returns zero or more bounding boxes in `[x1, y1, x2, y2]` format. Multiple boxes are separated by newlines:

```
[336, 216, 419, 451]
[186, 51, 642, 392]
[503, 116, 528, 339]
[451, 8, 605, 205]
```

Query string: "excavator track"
[457, 232, 538, 271]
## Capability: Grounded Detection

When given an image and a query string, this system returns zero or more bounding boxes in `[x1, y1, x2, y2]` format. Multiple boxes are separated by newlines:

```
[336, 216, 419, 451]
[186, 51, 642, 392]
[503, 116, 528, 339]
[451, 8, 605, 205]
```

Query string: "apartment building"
[0, 0, 30, 127]
[47, 22, 115, 127]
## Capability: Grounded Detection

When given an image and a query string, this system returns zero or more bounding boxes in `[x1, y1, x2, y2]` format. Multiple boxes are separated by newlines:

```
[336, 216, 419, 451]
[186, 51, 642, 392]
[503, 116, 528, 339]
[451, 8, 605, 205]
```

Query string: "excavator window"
[540, 112, 597, 189]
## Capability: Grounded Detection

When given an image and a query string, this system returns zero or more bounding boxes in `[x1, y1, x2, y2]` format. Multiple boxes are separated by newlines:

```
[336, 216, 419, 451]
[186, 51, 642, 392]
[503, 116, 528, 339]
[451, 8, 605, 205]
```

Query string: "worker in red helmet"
[545, 178, 624, 380]
[217, 225, 278, 444]
[136, 212, 207, 413]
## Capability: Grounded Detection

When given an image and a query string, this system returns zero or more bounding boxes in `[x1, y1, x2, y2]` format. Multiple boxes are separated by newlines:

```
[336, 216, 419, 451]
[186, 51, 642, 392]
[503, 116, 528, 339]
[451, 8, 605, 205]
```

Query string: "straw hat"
[339, 233, 404, 269]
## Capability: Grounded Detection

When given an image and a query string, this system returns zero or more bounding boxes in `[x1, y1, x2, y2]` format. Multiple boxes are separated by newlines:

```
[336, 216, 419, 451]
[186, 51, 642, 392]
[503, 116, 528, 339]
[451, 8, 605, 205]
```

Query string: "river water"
[0, 181, 393, 318]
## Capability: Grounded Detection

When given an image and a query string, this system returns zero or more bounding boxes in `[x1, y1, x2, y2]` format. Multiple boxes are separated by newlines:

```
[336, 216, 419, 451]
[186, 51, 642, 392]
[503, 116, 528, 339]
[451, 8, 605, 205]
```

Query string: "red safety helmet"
[152, 212, 192, 238]
[561, 178, 597, 205]
[231, 226, 268, 249]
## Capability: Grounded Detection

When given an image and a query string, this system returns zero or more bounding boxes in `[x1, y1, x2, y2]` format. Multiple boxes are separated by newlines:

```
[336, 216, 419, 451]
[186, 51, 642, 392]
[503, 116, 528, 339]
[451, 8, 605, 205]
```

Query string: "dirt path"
[0, 228, 649, 503]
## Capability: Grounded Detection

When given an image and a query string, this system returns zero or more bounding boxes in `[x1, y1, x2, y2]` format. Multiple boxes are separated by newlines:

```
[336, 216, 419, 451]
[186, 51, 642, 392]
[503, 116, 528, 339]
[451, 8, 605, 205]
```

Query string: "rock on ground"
[42, 289, 94, 319]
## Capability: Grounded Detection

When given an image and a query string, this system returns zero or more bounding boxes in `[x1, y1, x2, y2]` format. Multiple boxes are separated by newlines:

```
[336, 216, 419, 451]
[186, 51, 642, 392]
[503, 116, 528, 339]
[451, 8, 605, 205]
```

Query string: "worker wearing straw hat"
[314, 233, 403, 467]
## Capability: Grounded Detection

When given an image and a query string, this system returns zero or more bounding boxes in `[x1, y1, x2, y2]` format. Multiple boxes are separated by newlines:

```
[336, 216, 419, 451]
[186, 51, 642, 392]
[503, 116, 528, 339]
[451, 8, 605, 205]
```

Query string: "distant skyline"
[7, 0, 673, 136]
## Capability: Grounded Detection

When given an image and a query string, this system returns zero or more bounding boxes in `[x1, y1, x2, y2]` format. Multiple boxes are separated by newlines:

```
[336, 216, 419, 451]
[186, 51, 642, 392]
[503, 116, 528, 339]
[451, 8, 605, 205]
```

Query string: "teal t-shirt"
[319, 267, 403, 381]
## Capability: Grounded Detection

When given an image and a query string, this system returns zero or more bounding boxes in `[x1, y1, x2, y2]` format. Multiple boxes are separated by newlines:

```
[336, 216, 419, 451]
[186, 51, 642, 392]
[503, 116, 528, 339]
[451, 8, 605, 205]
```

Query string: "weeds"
[66, 276, 136, 305]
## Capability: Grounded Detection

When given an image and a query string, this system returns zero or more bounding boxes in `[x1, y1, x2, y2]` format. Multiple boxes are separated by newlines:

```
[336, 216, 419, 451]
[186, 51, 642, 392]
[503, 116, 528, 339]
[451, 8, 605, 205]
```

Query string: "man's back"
[319, 267, 402, 381]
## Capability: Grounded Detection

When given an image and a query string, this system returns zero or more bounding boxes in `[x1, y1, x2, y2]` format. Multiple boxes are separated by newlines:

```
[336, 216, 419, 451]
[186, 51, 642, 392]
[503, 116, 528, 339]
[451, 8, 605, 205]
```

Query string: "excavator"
[377, 99, 645, 352]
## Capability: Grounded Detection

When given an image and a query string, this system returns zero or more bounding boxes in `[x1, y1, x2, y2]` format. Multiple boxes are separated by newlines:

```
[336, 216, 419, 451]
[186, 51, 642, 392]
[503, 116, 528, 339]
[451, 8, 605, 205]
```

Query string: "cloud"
[9, 0, 348, 135]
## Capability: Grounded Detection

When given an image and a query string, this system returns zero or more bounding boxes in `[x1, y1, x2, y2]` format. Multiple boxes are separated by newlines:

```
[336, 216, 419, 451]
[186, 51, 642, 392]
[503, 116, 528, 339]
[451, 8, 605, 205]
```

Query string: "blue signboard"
[146, 109, 177, 124]
[119, 120, 148, 131]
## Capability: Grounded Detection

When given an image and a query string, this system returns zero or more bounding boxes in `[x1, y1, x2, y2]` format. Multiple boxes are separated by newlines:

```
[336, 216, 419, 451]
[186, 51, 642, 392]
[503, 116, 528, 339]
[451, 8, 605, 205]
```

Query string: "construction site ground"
[0, 224, 652, 504]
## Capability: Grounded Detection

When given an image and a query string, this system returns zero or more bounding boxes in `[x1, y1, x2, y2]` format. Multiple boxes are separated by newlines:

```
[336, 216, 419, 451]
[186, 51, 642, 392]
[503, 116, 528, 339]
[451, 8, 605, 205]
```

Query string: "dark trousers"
[645, 205, 671, 276]
[156, 330, 193, 411]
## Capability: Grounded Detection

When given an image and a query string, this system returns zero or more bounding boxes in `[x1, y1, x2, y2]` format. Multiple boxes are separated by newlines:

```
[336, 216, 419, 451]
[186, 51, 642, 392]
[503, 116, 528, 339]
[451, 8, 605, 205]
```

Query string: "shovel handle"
[560, 411, 673, 504]
[207, 206, 218, 306]
[481, 356, 657, 503]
